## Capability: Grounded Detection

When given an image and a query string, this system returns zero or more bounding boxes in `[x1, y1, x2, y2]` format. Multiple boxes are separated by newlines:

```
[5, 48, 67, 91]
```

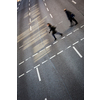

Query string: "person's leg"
[72, 17, 78, 25]
[56, 32, 63, 36]
[52, 33, 57, 41]
[69, 19, 73, 27]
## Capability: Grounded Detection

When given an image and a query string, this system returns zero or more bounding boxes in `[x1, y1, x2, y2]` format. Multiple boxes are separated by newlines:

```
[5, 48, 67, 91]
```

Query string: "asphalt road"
[17, 0, 84, 100]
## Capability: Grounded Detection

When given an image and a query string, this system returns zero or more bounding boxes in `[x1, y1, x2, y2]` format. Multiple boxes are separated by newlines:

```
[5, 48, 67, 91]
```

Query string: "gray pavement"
[17, 0, 84, 100]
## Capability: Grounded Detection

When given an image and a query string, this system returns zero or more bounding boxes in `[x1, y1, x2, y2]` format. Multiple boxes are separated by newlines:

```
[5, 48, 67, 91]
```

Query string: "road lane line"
[25, 57, 31, 61]
[46, 45, 51, 49]
[26, 69, 32, 73]
[73, 28, 79, 32]
[50, 55, 56, 59]
[53, 41, 58, 44]
[57, 50, 63, 55]
[45, 98, 47, 100]
[42, 60, 48, 64]
[61, 36, 65, 39]
[80, 25, 84, 28]
[43, 0, 45, 1]
[72, 0, 77, 4]
[46, 8, 49, 11]
[29, 13, 30, 15]
[73, 46, 82, 58]
[19, 45, 23, 49]
[67, 32, 72, 36]
[19, 61, 24, 65]
[34, 64, 40, 69]
[29, 18, 31, 23]
[36, 67, 41, 81]
[39, 49, 45, 53]
[65, 45, 71, 50]
[19, 73, 25, 78]
[58, 21, 63, 24]
[80, 38, 84, 41]
[44, 3, 47, 6]
[29, 8, 30, 10]
[30, 26, 32, 31]
[32, 53, 38, 57]
[73, 41, 79, 45]
[50, 14, 53, 18]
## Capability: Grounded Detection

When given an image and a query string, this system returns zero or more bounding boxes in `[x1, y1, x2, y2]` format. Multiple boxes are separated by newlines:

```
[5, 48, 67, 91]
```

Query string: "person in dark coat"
[64, 9, 78, 27]
[47, 23, 63, 41]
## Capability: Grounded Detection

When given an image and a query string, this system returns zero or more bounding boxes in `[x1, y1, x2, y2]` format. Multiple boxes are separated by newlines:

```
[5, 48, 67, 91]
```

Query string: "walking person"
[47, 23, 63, 41]
[64, 9, 78, 27]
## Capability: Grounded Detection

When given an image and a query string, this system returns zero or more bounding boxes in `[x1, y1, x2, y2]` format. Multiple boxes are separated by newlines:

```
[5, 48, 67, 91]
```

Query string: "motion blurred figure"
[64, 9, 78, 27]
[47, 23, 63, 41]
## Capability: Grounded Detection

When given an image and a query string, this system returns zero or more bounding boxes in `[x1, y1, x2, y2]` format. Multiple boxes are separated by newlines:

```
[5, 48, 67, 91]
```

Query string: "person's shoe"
[54, 38, 57, 41]
[75, 22, 78, 25]
[70, 25, 73, 27]
[61, 34, 63, 37]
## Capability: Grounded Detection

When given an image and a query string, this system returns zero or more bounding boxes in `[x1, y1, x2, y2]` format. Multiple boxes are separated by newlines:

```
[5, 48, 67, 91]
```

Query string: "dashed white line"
[19, 45, 23, 49]
[57, 50, 63, 55]
[46, 8, 49, 11]
[29, 13, 30, 15]
[34, 64, 40, 69]
[50, 14, 53, 18]
[73, 46, 82, 58]
[39, 49, 45, 53]
[46, 45, 51, 49]
[80, 38, 84, 41]
[58, 21, 63, 24]
[73, 28, 79, 32]
[19, 61, 24, 65]
[26, 69, 32, 73]
[72, 0, 77, 4]
[32, 53, 38, 57]
[50, 55, 56, 59]
[73, 41, 79, 45]
[67, 32, 72, 36]
[25, 57, 31, 61]
[36, 67, 41, 81]
[19, 73, 25, 78]
[44, 3, 47, 6]
[43, 0, 45, 1]
[45, 98, 47, 100]
[29, 8, 30, 10]
[65, 45, 71, 50]
[42, 60, 48, 64]
[80, 25, 84, 28]
[29, 18, 31, 23]
[53, 41, 58, 44]
[30, 26, 32, 31]
[61, 36, 65, 39]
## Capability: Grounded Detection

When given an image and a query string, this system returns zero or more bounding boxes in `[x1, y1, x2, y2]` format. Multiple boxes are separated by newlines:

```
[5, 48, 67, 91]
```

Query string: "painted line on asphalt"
[29, 18, 31, 23]
[80, 38, 84, 41]
[44, 3, 47, 6]
[39, 49, 45, 53]
[73, 28, 79, 32]
[45, 98, 47, 100]
[29, 8, 30, 10]
[80, 25, 84, 28]
[46, 45, 51, 49]
[32, 53, 38, 57]
[73, 41, 79, 45]
[43, 0, 45, 1]
[34, 64, 40, 69]
[42, 60, 48, 64]
[19, 45, 23, 49]
[72, 0, 77, 4]
[30, 26, 32, 31]
[46, 8, 49, 11]
[67, 32, 72, 36]
[57, 50, 63, 55]
[65, 45, 71, 50]
[19, 61, 24, 65]
[19, 73, 25, 78]
[50, 55, 56, 59]
[26, 69, 32, 73]
[50, 14, 53, 18]
[61, 36, 65, 40]
[29, 13, 30, 15]
[29, 4, 30, 6]
[53, 41, 58, 44]
[58, 21, 63, 24]
[25, 57, 31, 61]
[36, 67, 41, 81]
[73, 46, 82, 58]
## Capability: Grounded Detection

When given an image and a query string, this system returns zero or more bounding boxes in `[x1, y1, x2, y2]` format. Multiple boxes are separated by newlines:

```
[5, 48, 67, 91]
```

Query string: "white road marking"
[44, 3, 47, 6]
[50, 14, 53, 18]
[29, 13, 30, 15]
[26, 69, 32, 73]
[19, 73, 25, 78]
[19, 45, 23, 49]
[34, 64, 40, 69]
[19, 61, 24, 65]
[61, 36, 65, 39]
[73, 28, 79, 32]
[39, 49, 45, 53]
[32, 53, 38, 57]
[30, 26, 32, 31]
[29, 18, 31, 23]
[80, 25, 84, 28]
[46, 45, 51, 49]
[73, 46, 82, 58]
[36, 67, 41, 81]
[29, 8, 30, 10]
[73, 41, 79, 45]
[25, 57, 31, 61]
[45, 98, 47, 100]
[50, 55, 56, 59]
[53, 41, 58, 44]
[42, 60, 48, 64]
[80, 38, 84, 41]
[65, 45, 71, 50]
[29, 4, 30, 6]
[57, 50, 63, 55]
[58, 21, 63, 24]
[67, 32, 72, 36]
[43, 0, 45, 1]
[72, 0, 77, 4]
[46, 8, 49, 11]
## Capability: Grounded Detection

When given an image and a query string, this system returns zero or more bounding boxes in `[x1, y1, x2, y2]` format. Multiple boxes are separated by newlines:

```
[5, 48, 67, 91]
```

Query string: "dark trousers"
[52, 32, 62, 40]
[69, 17, 78, 25]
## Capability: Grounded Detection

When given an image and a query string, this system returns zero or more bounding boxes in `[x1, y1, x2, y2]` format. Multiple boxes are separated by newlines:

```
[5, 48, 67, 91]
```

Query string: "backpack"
[51, 26, 56, 30]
